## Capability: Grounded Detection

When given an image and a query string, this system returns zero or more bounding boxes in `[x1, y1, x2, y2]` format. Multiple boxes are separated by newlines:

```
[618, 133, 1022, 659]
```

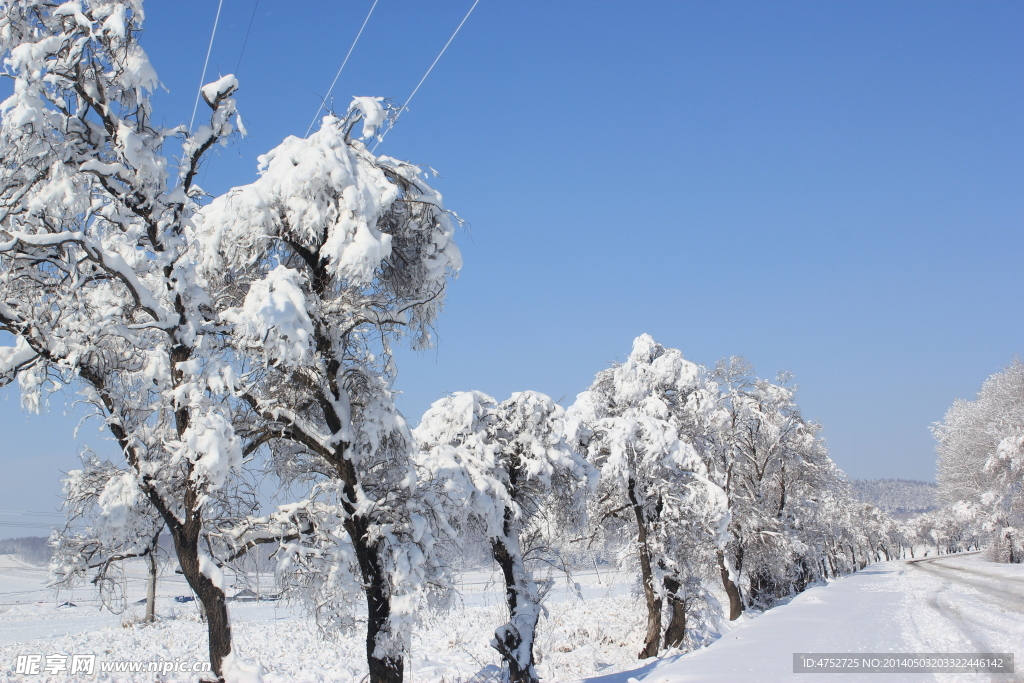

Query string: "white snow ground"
[0, 552, 1020, 682]
[591, 552, 1023, 683]
[0, 554, 645, 682]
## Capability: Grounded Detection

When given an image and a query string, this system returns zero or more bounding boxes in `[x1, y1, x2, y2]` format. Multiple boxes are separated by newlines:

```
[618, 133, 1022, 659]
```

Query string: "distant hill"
[0, 536, 51, 565]
[851, 479, 938, 518]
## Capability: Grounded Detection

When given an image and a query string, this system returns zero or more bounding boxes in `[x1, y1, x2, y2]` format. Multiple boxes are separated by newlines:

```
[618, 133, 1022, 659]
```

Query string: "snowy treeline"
[399, 339, 917, 678]
[929, 360, 1024, 563]
[0, 536, 50, 565]
[567, 346, 915, 639]
[902, 503, 985, 558]
[0, 2, 911, 682]
[851, 479, 938, 517]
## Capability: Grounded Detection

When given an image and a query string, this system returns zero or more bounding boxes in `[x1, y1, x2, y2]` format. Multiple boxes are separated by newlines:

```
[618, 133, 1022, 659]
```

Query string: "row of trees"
[564, 338, 912, 660]
[57, 335, 909, 683]
[933, 359, 1024, 563]
[0, 2, 910, 682]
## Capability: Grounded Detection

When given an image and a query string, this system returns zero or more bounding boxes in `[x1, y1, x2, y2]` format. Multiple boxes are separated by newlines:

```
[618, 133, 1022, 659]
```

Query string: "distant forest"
[0, 536, 50, 565]
[851, 479, 939, 517]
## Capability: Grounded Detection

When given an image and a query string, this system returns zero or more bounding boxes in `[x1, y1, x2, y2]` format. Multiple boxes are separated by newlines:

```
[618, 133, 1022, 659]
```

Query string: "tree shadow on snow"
[581, 655, 685, 683]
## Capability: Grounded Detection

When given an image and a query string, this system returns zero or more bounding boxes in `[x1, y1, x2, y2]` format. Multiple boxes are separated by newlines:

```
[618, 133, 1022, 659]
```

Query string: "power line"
[373, 0, 480, 152]
[306, 0, 380, 138]
[235, 0, 260, 75]
[198, 0, 261, 191]
[189, 0, 226, 131]
[0, 510, 63, 517]
[0, 521, 59, 529]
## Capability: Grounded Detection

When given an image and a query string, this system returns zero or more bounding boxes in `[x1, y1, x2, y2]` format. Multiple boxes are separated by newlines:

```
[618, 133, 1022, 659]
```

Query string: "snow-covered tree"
[983, 433, 1024, 562]
[0, 2, 256, 676]
[935, 360, 1024, 502]
[196, 101, 462, 683]
[414, 390, 594, 683]
[566, 334, 728, 658]
[50, 451, 165, 620]
[701, 358, 845, 613]
[934, 359, 1024, 562]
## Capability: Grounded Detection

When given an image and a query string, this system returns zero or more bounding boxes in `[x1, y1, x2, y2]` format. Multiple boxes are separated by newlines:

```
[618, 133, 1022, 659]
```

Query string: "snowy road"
[910, 554, 1024, 615]
[903, 554, 1024, 675]
[591, 553, 1023, 683]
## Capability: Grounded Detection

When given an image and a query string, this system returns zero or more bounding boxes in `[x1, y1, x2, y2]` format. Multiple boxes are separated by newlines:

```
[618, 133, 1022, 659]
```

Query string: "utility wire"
[235, 0, 260, 75]
[0, 510, 64, 517]
[199, 0, 260, 191]
[189, 0, 225, 130]
[373, 0, 480, 152]
[306, 0, 380, 138]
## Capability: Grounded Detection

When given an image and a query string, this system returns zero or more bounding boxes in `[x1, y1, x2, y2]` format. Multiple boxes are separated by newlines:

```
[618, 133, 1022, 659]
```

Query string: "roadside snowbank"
[587, 554, 1022, 683]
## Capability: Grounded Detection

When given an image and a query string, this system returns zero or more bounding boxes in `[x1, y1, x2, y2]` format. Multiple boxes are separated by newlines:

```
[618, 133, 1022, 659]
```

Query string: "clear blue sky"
[1, 0, 1021, 537]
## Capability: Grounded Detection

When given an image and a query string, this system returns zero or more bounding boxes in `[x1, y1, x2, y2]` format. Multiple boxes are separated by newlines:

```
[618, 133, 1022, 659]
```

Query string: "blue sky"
[1, 0, 1021, 536]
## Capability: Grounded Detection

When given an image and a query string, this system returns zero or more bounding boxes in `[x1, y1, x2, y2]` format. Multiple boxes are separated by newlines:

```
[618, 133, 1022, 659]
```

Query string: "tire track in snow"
[912, 554, 1024, 585]
[912, 557, 1024, 613]
[909, 556, 1024, 683]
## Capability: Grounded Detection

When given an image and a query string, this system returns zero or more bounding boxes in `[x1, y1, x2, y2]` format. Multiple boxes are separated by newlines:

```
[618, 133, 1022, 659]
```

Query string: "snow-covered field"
[0, 553, 1020, 682]
[0, 554, 649, 682]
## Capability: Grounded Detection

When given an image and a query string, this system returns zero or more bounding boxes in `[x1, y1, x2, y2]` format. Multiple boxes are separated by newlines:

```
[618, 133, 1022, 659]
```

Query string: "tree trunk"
[776, 462, 786, 519]
[81, 367, 233, 674]
[327, 444, 403, 683]
[145, 548, 157, 623]
[350, 518, 403, 683]
[170, 523, 231, 678]
[361, 558, 403, 683]
[662, 575, 687, 649]
[628, 478, 661, 659]
[717, 550, 743, 621]
[491, 525, 540, 683]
